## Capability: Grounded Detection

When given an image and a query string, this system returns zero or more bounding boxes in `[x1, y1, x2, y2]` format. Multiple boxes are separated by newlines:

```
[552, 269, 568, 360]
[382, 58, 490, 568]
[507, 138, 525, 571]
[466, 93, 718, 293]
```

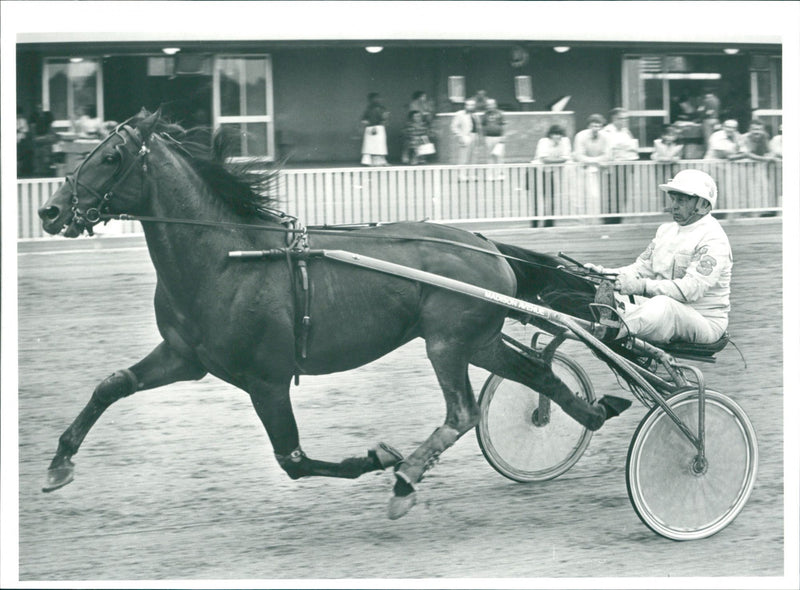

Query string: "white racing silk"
[611, 214, 732, 321]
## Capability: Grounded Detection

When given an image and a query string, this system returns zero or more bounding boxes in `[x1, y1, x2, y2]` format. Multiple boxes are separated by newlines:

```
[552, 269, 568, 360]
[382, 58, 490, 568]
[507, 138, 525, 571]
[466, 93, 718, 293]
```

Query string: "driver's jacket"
[611, 214, 732, 320]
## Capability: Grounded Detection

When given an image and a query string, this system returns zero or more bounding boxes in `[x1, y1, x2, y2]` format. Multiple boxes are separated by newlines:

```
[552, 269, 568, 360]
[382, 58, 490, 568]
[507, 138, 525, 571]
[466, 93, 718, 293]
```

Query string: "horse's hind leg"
[470, 336, 630, 431]
[247, 381, 403, 481]
[388, 339, 479, 519]
[43, 340, 207, 492]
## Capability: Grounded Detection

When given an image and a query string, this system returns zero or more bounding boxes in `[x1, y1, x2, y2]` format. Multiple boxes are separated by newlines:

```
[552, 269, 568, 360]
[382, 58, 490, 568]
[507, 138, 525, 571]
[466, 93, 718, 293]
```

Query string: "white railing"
[18, 160, 782, 239]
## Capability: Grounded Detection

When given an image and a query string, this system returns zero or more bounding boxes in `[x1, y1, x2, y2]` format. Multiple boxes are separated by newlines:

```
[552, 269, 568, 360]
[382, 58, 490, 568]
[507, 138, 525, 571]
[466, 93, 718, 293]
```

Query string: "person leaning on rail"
[584, 169, 732, 345]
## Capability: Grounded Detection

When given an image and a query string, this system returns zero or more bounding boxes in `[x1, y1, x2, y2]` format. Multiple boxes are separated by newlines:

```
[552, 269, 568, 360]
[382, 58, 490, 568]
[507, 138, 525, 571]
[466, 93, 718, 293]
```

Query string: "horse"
[38, 109, 631, 519]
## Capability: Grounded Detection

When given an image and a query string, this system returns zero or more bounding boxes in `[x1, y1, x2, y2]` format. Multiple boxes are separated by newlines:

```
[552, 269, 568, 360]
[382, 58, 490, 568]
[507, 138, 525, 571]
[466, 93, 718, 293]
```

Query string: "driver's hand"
[615, 274, 646, 296]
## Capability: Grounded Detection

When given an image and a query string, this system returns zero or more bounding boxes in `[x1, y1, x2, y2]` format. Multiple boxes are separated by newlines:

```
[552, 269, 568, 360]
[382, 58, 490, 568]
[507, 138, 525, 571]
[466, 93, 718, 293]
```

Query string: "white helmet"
[658, 169, 718, 209]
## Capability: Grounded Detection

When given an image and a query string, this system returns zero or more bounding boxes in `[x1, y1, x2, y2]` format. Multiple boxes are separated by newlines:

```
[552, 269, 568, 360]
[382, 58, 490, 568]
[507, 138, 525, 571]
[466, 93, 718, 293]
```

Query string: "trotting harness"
[63, 123, 613, 382]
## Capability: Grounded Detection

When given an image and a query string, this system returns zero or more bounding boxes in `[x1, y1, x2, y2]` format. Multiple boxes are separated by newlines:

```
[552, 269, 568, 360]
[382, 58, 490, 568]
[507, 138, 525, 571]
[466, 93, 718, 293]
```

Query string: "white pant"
[456, 133, 478, 166]
[619, 295, 727, 344]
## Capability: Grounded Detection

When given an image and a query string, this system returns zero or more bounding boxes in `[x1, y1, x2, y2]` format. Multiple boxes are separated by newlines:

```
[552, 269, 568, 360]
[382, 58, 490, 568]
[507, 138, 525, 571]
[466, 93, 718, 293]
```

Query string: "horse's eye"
[103, 152, 120, 164]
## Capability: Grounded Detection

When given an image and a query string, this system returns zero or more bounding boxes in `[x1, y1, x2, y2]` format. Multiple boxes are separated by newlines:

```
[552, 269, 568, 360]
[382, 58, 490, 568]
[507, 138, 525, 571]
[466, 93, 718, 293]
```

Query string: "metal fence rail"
[18, 160, 782, 239]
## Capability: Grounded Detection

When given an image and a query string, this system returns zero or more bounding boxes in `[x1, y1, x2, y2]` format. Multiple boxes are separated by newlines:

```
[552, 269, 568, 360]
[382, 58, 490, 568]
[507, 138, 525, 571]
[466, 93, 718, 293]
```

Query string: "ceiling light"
[553, 46, 571, 53]
[69, 57, 84, 63]
[723, 48, 739, 55]
[162, 47, 181, 55]
[365, 46, 384, 54]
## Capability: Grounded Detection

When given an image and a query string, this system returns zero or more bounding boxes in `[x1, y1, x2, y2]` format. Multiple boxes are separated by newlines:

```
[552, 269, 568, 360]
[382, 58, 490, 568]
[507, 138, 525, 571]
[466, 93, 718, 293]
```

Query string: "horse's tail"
[490, 240, 597, 322]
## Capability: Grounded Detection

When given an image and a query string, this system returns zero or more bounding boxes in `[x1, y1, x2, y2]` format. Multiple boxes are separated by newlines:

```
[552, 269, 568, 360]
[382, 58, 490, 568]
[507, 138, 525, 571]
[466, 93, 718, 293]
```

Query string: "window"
[448, 76, 465, 103]
[622, 54, 726, 150]
[43, 58, 103, 130]
[750, 55, 782, 135]
[514, 76, 534, 104]
[212, 55, 274, 161]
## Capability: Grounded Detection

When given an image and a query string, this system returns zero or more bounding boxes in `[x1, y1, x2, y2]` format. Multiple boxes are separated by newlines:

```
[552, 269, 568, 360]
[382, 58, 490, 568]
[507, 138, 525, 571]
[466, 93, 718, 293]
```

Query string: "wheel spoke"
[478, 352, 594, 482]
[626, 389, 758, 540]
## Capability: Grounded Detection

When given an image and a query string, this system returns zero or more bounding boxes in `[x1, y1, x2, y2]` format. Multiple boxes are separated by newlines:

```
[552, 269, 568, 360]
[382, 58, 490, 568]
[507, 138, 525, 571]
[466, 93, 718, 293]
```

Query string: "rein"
[97, 210, 598, 278]
[71, 123, 598, 280]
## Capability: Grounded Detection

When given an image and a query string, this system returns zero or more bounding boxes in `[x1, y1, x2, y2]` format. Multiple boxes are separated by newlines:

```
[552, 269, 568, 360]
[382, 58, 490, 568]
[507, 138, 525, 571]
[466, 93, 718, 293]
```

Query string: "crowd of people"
[17, 104, 117, 177]
[358, 89, 782, 168]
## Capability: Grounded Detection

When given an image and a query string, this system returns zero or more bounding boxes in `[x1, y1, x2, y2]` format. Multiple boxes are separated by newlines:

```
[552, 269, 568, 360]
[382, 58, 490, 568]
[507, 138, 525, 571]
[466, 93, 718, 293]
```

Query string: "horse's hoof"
[387, 492, 417, 520]
[42, 459, 75, 493]
[597, 395, 633, 420]
[370, 442, 404, 469]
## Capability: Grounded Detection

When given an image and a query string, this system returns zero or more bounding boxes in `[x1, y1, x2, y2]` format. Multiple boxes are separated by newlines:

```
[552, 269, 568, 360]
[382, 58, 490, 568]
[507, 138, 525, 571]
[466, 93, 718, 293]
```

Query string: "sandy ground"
[15, 218, 786, 583]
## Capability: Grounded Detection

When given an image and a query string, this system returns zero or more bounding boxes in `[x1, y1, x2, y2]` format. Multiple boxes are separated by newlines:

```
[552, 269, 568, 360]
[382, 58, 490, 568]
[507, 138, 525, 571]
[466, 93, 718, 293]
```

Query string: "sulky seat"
[660, 332, 730, 358]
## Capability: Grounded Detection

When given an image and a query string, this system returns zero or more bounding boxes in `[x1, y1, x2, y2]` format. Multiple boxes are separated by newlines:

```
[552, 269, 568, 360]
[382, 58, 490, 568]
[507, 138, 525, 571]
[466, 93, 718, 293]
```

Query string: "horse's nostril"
[39, 206, 60, 221]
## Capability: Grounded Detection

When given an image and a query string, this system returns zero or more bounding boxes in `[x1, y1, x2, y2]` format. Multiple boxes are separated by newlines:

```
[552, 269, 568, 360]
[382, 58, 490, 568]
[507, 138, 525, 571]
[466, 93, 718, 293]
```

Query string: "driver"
[584, 169, 732, 344]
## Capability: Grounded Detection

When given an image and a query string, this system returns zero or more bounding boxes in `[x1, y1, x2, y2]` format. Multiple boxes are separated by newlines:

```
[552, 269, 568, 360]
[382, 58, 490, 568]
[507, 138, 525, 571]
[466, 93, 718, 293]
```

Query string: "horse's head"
[38, 109, 160, 237]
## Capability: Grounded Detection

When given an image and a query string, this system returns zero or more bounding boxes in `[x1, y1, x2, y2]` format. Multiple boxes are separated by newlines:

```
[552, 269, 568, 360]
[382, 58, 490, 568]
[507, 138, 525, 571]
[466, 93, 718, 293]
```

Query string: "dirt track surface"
[16, 218, 784, 582]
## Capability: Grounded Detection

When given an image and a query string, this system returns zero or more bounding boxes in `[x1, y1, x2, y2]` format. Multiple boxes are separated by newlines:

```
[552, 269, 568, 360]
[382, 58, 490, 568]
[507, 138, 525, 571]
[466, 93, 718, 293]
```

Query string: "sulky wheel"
[477, 351, 595, 482]
[626, 388, 758, 540]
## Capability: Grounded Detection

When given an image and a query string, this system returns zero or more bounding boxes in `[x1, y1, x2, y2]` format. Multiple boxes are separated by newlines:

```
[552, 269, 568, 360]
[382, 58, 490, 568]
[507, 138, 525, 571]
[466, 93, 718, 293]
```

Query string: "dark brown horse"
[38, 110, 629, 519]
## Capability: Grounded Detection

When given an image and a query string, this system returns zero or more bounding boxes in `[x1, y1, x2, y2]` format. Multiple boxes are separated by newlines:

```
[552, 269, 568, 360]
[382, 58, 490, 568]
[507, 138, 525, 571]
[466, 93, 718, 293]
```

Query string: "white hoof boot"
[370, 442, 404, 469]
[387, 492, 417, 520]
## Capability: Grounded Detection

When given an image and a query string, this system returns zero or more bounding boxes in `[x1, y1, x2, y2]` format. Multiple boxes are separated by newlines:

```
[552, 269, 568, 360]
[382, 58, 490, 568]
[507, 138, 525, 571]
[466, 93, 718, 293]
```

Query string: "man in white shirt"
[450, 98, 481, 178]
[602, 107, 639, 161]
[585, 169, 732, 344]
[704, 119, 745, 160]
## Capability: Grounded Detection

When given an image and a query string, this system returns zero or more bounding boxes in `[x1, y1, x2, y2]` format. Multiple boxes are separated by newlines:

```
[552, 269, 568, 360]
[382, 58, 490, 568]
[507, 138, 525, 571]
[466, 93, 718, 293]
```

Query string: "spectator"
[573, 114, 611, 216]
[73, 104, 102, 138]
[482, 98, 506, 174]
[17, 105, 32, 176]
[450, 98, 481, 180]
[739, 119, 772, 161]
[696, 88, 721, 144]
[602, 107, 639, 161]
[533, 124, 572, 164]
[360, 92, 389, 166]
[471, 89, 489, 113]
[408, 91, 434, 129]
[672, 91, 696, 122]
[573, 114, 610, 165]
[30, 104, 59, 177]
[652, 124, 684, 162]
[30, 103, 54, 137]
[768, 124, 782, 160]
[704, 119, 745, 160]
[402, 110, 434, 165]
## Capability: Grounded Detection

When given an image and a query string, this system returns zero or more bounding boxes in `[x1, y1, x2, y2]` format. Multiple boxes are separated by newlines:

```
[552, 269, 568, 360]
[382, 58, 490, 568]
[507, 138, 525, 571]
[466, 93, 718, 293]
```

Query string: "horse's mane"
[131, 110, 282, 221]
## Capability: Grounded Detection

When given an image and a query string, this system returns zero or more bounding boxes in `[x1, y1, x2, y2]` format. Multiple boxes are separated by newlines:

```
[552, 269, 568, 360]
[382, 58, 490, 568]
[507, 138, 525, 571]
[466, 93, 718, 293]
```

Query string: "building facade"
[16, 39, 782, 170]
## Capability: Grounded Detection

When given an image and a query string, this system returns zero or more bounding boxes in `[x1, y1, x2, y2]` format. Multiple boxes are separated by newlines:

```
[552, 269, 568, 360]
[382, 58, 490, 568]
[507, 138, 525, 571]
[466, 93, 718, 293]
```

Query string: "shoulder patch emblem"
[692, 245, 709, 261]
[640, 241, 655, 261]
[697, 255, 717, 276]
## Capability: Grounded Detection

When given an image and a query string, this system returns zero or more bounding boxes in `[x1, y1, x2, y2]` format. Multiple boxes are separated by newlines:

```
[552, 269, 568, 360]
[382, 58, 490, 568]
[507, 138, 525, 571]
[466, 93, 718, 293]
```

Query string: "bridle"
[65, 122, 150, 235]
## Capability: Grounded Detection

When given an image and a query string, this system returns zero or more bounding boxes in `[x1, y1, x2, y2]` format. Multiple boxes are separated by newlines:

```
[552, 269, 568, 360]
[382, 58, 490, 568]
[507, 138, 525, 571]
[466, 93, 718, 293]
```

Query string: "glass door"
[213, 55, 274, 161]
[43, 58, 104, 131]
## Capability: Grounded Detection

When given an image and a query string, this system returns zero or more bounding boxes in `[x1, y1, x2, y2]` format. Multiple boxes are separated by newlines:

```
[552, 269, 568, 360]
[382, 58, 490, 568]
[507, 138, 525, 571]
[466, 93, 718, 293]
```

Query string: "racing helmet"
[658, 169, 718, 209]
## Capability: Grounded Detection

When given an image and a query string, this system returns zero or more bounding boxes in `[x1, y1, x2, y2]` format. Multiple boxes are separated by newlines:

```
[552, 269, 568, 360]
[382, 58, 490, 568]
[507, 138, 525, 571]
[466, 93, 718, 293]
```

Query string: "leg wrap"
[397, 425, 460, 485]
[92, 369, 139, 405]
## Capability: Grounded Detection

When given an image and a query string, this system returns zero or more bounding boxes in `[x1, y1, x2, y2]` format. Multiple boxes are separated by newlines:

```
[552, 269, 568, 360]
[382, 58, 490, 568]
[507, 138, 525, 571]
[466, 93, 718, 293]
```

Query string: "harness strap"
[105, 212, 582, 275]
[277, 220, 313, 385]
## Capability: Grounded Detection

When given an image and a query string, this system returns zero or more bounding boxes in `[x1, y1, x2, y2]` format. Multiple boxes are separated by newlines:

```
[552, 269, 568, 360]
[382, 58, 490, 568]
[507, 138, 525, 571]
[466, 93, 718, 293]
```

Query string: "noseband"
[65, 123, 150, 234]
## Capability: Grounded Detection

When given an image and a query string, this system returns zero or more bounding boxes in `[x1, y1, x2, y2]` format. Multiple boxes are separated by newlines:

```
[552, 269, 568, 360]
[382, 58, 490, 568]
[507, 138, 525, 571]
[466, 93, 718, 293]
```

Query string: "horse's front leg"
[247, 381, 403, 480]
[43, 340, 207, 492]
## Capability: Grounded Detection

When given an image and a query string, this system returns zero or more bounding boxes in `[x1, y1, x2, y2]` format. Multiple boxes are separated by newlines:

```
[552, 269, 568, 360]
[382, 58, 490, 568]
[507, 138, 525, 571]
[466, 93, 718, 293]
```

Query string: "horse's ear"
[137, 107, 160, 139]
